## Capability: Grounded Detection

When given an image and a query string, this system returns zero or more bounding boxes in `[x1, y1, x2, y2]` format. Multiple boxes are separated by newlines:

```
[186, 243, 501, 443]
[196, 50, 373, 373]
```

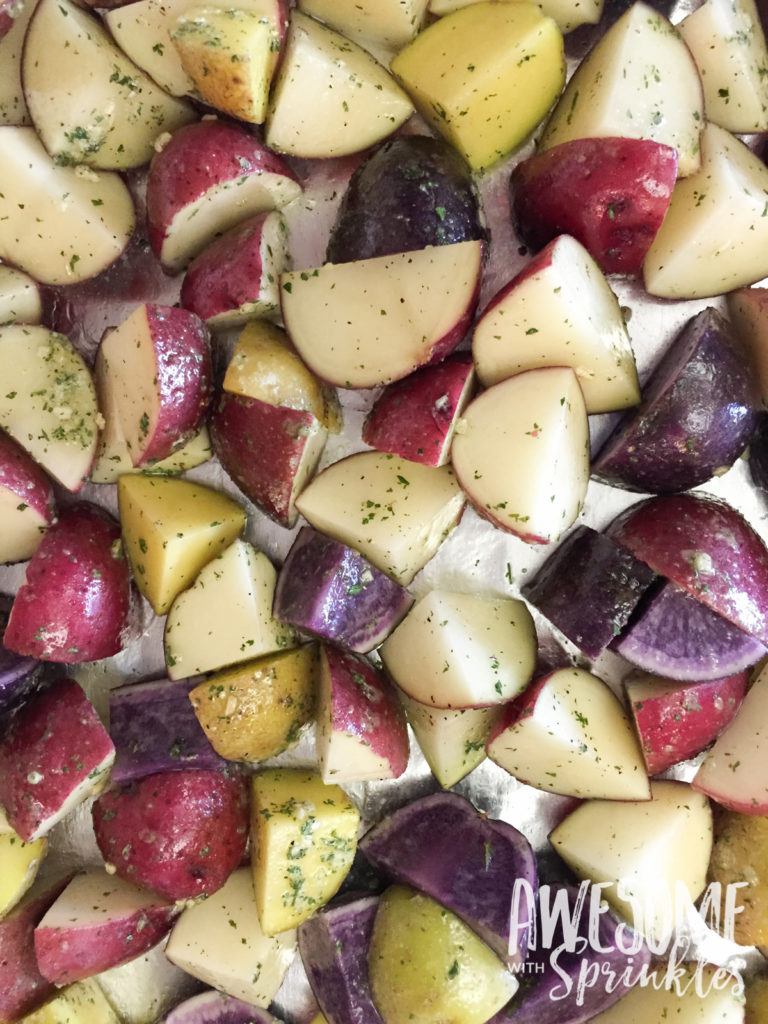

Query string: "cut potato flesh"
[538, 1, 704, 177]
[104, 0, 196, 98]
[428, 0, 604, 33]
[644, 121, 768, 299]
[0, 486, 50, 564]
[0, 325, 100, 492]
[294, 451, 466, 585]
[588, 963, 744, 1023]
[0, 266, 42, 326]
[265, 11, 413, 157]
[163, 538, 295, 679]
[281, 241, 483, 389]
[24, 978, 121, 1024]
[0, 0, 38, 126]
[550, 780, 713, 945]
[399, 693, 500, 787]
[23, 0, 195, 170]
[450, 366, 589, 544]
[0, 828, 46, 917]
[298, 0, 429, 49]
[0, 127, 135, 286]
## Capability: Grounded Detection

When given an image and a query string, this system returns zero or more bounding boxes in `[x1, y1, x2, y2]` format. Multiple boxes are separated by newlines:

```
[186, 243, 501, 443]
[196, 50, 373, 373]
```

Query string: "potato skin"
[326, 135, 487, 264]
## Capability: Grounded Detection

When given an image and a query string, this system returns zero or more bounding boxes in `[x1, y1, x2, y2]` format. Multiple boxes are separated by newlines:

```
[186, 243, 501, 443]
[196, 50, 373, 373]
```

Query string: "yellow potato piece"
[22, 979, 120, 1024]
[117, 474, 246, 614]
[391, 1, 565, 171]
[189, 645, 319, 762]
[250, 769, 359, 934]
[708, 809, 768, 947]
[0, 829, 46, 918]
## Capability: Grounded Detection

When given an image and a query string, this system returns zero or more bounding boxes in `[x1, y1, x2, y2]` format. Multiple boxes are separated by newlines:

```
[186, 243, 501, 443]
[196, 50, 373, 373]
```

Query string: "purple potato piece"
[165, 990, 281, 1024]
[488, 883, 651, 1024]
[298, 893, 384, 1024]
[0, 595, 43, 717]
[521, 526, 657, 660]
[749, 411, 768, 493]
[273, 527, 413, 653]
[592, 306, 759, 494]
[359, 791, 537, 966]
[326, 135, 487, 264]
[612, 580, 767, 681]
[109, 677, 226, 784]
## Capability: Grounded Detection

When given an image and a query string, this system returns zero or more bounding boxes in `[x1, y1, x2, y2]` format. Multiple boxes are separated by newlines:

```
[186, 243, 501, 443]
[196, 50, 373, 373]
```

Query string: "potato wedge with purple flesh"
[511, 137, 678, 274]
[627, 670, 748, 776]
[592, 307, 759, 494]
[360, 790, 537, 966]
[488, 883, 651, 1024]
[612, 579, 766, 681]
[521, 525, 657, 660]
[0, 679, 115, 842]
[92, 770, 249, 902]
[327, 135, 486, 264]
[298, 893, 384, 1024]
[109, 678, 226, 785]
[166, 991, 284, 1024]
[273, 527, 413, 653]
[606, 492, 768, 646]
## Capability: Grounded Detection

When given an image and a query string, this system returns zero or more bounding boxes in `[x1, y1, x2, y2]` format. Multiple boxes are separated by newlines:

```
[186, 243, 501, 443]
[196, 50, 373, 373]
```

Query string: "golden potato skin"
[708, 807, 768, 946]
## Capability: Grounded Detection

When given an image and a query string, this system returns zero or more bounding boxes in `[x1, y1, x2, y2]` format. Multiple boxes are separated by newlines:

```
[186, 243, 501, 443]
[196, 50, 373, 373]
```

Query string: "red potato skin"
[511, 137, 678, 274]
[0, 678, 115, 842]
[629, 671, 748, 776]
[362, 352, 475, 467]
[321, 645, 409, 778]
[210, 390, 325, 527]
[135, 305, 213, 465]
[0, 873, 71, 1022]
[0, 427, 56, 529]
[146, 120, 300, 265]
[92, 769, 250, 902]
[0, 0, 18, 39]
[487, 672, 552, 747]
[607, 494, 768, 646]
[3, 502, 134, 662]
[180, 213, 279, 324]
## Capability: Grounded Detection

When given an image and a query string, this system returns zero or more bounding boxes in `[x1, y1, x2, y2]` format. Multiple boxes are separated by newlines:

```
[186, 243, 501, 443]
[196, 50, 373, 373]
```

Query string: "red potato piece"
[3, 502, 134, 663]
[0, 428, 56, 565]
[0, 679, 115, 842]
[92, 770, 249, 902]
[0, 872, 71, 1023]
[511, 137, 678, 274]
[180, 211, 288, 328]
[626, 670, 748, 776]
[273, 527, 413, 653]
[606, 492, 768, 646]
[592, 306, 759, 494]
[362, 352, 475, 467]
[359, 791, 537, 966]
[34, 871, 177, 986]
[210, 391, 328, 528]
[147, 119, 301, 273]
[0, 0, 17, 39]
[317, 646, 410, 784]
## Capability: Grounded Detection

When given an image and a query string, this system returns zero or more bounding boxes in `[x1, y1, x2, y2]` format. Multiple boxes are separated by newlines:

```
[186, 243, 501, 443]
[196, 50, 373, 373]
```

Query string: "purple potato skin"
[108, 677, 226, 784]
[359, 791, 537, 966]
[749, 411, 768, 493]
[611, 580, 767, 681]
[298, 893, 384, 1024]
[166, 990, 280, 1024]
[592, 307, 759, 494]
[327, 135, 487, 264]
[0, 595, 42, 717]
[521, 526, 657, 660]
[273, 527, 413, 653]
[488, 884, 651, 1024]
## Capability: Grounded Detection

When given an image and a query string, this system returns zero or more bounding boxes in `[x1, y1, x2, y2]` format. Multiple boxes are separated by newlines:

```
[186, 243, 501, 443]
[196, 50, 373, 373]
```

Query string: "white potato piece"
[538, 1, 704, 177]
[94, 940, 202, 1024]
[281, 241, 483, 389]
[0, 0, 38, 125]
[644, 122, 768, 298]
[294, 451, 466, 586]
[105, 0, 196, 98]
[163, 539, 295, 680]
[165, 867, 297, 1006]
[549, 780, 713, 945]
[23, 0, 195, 170]
[679, 0, 768, 133]
[692, 660, 768, 814]
[399, 692, 501, 787]
[380, 590, 537, 709]
[487, 667, 651, 800]
[0, 266, 42, 325]
[0, 127, 135, 286]
[428, 0, 605, 34]
[451, 366, 590, 545]
[299, 0, 429, 49]
[588, 963, 744, 1023]
[472, 234, 639, 414]
[265, 11, 413, 157]
[0, 325, 100, 492]
[24, 978, 121, 1024]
